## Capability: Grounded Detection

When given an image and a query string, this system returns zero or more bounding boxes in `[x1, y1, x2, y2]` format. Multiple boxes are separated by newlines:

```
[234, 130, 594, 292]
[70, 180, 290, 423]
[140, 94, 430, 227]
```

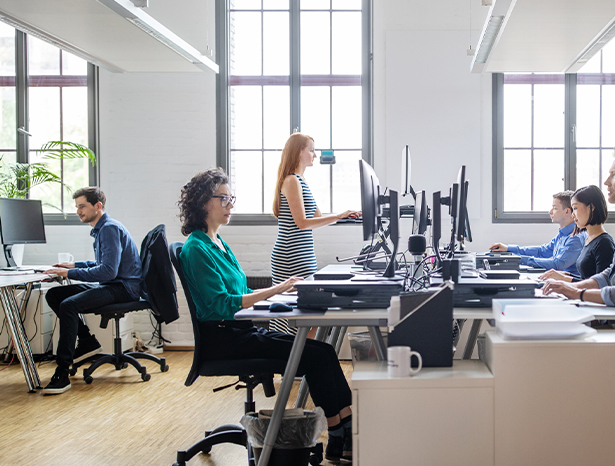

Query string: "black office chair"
[169, 241, 298, 466]
[70, 300, 169, 383]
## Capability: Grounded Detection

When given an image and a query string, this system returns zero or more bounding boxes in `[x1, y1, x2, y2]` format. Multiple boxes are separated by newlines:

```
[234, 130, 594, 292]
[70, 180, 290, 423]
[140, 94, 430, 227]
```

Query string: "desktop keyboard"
[335, 217, 362, 224]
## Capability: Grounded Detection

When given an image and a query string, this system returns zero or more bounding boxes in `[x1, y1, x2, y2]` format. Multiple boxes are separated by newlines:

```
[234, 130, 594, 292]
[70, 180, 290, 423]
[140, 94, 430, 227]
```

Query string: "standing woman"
[541, 185, 615, 282]
[271, 133, 359, 334]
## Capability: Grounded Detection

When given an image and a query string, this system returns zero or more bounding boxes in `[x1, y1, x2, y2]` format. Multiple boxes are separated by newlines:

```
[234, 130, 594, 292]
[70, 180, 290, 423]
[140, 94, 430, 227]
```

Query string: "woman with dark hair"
[178, 167, 353, 463]
[270, 133, 359, 335]
[541, 185, 615, 282]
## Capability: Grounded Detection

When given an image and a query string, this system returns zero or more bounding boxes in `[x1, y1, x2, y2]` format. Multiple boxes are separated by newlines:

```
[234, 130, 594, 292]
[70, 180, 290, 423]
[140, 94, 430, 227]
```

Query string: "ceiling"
[473, 0, 615, 73]
[0, 0, 216, 73]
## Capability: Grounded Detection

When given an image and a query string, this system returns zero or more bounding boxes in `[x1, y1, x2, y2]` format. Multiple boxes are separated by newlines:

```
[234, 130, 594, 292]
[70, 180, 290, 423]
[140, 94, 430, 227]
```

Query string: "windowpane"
[306, 159, 331, 213]
[301, 12, 330, 75]
[231, 86, 263, 149]
[29, 153, 61, 213]
[503, 84, 531, 147]
[0, 87, 16, 150]
[301, 86, 330, 148]
[263, 86, 290, 149]
[579, 52, 601, 73]
[602, 86, 615, 148]
[0, 23, 15, 76]
[61, 50, 87, 76]
[29, 87, 60, 149]
[230, 12, 262, 76]
[332, 0, 361, 9]
[576, 85, 600, 148]
[28, 36, 60, 75]
[533, 85, 564, 148]
[602, 38, 615, 73]
[231, 151, 263, 213]
[332, 86, 361, 148]
[263, 12, 289, 75]
[63, 87, 88, 145]
[233, 0, 262, 10]
[263, 0, 288, 9]
[301, 0, 330, 9]
[63, 158, 90, 209]
[332, 151, 361, 212]
[577, 149, 600, 189]
[503, 150, 531, 211]
[264, 150, 282, 213]
[332, 12, 361, 75]
[533, 150, 564, 210]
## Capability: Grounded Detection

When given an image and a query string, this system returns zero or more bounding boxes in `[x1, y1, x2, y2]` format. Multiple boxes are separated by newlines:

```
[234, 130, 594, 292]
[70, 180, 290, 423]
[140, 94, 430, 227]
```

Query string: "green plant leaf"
[40, 141, 96, 166]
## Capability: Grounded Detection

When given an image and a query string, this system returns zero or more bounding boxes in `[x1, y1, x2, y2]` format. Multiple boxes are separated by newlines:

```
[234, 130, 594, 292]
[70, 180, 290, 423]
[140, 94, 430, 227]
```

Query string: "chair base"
[71, 350, 169, 384]
[173, 424, 249, 466]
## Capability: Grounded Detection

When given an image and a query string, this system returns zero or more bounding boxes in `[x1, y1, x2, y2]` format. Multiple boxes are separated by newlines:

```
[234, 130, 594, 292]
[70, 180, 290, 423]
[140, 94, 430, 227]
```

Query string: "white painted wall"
[20, 0, 615, 346]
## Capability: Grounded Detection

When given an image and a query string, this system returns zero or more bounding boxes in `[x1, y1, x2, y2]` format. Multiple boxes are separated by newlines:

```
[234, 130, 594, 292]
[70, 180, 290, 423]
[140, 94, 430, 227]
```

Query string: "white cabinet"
[352, 360, 494, 466]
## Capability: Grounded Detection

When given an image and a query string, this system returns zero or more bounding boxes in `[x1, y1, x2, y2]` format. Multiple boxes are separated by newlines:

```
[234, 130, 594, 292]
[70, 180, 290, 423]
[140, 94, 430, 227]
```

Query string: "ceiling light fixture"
[97, 0, 218, 73]
[470, 0, 515, 73]
[565, 17, 615, 72]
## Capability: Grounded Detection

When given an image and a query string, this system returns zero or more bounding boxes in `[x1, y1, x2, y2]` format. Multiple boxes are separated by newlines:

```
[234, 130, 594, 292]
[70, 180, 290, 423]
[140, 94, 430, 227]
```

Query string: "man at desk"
[489, 191, 583, 274]
[42, 187, 142, 395]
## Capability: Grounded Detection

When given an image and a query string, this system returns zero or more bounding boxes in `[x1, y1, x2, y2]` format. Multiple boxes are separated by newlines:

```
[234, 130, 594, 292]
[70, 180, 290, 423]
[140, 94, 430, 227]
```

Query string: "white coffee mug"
[58, 253, 74, 263]
[387, 346, 422, 377]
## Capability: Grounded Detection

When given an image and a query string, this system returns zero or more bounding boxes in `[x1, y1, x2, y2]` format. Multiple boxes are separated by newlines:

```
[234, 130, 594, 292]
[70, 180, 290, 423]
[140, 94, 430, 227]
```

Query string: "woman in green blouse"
[178, 168, 353, 464]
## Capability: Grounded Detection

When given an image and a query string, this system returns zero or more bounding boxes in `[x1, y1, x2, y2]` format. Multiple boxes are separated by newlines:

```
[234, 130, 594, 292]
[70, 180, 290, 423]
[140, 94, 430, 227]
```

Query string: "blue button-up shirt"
[67, 213, 142, 300]
[507, 222, 584, 275]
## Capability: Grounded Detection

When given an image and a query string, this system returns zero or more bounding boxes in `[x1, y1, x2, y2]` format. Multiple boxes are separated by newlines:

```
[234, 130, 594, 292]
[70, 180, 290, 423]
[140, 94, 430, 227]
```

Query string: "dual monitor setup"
[0, 198, 46, 269]
[357, 145, 472, 279]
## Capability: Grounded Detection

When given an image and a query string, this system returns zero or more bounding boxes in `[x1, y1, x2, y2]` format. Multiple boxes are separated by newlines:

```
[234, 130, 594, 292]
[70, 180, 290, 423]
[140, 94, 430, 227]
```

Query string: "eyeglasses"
[212, 195, 236, 207]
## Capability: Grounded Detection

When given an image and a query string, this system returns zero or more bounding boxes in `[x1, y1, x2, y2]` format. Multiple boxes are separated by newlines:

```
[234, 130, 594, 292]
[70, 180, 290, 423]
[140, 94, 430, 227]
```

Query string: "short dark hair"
[553, 190, 574, 211]
[179, 168, 229, 236]
[73, 187, 106, 208]
[572, 185, 608, 235]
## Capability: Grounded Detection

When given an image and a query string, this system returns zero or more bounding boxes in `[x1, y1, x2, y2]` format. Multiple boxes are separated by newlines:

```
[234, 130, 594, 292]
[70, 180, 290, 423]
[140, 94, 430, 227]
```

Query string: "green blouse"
[180, 229, 253, 322]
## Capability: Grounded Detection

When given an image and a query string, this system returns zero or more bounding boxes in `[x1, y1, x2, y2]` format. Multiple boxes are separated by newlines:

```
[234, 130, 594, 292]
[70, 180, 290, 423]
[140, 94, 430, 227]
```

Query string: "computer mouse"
[269, 302, 293, 312]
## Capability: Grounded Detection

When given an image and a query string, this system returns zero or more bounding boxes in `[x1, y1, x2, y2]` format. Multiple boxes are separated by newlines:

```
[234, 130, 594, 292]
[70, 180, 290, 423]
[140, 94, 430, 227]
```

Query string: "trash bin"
[241, 408, 327, 466]
[348, 331, 388, 366]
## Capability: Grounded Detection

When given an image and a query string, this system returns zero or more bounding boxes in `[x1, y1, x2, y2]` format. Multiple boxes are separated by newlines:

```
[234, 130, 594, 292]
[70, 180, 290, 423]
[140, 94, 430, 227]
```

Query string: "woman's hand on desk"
[44, 267, 69, 278]
[53, 262, 75, 269]
[337, 210, 361, 220]
[539, 269, 572, 282]
[541, 279, 580, 299]
[275, 276, 304, 294]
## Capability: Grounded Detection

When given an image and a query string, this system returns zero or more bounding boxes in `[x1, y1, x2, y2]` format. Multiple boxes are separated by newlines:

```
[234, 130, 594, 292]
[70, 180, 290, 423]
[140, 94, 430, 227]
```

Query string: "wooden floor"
[0, 351, 353, 465]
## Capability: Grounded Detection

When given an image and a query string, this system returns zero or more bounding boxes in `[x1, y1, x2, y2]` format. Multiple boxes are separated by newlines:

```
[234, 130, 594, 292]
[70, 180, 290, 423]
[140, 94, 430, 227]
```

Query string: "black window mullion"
[15, 30, 28, 166]
[530, 83, 535, 210]
[290, 0, 300, 133]
[564, 73, 577, 191]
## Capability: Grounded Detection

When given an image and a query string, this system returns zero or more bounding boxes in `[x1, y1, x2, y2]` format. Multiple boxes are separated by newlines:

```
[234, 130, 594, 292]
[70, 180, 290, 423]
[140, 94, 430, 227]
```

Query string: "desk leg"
[0, 286, 39, 392]
[334, 326, 347, 354]
[258, 326, 309, 466]
[368, 326, 387, 361]
[294, 326, 330, 409]
[462, 319, 482, 360]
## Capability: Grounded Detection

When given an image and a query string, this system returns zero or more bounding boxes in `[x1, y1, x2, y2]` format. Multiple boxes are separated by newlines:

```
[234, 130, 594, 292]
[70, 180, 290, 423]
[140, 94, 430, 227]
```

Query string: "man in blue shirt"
[489, 191, 583, 274]
[42, 187, 142, 395]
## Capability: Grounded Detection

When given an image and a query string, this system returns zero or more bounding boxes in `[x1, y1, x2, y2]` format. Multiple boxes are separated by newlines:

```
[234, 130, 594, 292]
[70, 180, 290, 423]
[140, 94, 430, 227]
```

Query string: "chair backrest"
[140, 224, 179, 324]
[168, 241, 203, 385]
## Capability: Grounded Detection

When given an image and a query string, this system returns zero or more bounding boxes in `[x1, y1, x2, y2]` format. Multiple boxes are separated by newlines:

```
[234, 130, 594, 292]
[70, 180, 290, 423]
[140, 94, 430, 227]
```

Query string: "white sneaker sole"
[73, 347, 102, 364]
[42, 383, 71, 395]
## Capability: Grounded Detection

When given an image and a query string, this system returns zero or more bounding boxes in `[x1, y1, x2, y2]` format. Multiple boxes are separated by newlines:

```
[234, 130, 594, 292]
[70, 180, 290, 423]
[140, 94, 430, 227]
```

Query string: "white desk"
[0, 273, 55, 392]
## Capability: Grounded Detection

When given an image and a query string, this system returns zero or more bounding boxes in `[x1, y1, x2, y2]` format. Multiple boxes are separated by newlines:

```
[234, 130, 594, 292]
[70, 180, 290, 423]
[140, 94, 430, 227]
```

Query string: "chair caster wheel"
[141, 372, 151, 382]
[161, 364, 169, 372]
[122, 362, 129, 369]
[201, 445, 212, 454]
[85, 375, 93, 384]
[69, 368, 77, 376]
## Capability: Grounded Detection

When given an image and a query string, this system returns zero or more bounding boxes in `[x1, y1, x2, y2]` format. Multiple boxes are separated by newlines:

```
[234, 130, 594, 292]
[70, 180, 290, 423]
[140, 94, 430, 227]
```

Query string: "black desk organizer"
[388, 284, 453, 367]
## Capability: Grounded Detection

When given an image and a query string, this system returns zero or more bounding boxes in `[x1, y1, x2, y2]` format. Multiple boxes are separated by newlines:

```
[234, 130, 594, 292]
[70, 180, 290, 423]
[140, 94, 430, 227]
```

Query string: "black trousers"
[199, 321, 352, 419]
[46, 283, 133, 370]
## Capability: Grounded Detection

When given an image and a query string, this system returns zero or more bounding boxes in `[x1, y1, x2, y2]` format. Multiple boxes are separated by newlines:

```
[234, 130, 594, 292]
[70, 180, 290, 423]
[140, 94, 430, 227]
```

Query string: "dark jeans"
[46, 283, 133, 370]
[198, 321, 352, 419]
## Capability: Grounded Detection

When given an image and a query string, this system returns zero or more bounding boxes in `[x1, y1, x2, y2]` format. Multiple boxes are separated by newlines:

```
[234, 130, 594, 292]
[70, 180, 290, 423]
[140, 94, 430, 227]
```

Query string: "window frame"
[216, 0, 372, 225]
[13, 30, 99, 226]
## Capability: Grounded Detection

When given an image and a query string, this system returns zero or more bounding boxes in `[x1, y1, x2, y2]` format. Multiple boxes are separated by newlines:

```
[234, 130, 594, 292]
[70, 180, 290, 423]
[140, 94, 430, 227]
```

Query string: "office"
[1, 0, 615, 464]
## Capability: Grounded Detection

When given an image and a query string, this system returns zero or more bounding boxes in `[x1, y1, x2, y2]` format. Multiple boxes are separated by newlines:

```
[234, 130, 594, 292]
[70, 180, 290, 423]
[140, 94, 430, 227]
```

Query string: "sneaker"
[42, 367, 71, 395]
[325, 433, 344, 464]
[73, 337, 102, 364]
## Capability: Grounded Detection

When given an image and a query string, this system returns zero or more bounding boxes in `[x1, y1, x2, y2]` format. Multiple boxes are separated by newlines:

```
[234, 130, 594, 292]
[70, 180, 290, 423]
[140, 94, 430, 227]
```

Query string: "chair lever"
[213, 380, 241, 393]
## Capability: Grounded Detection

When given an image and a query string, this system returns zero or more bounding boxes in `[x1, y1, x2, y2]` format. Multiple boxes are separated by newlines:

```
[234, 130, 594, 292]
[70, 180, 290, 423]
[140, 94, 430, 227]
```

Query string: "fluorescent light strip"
[475, 16, 505, 64]
[97, 0, 218, 73]
[0, 14, 124, 73]
[567, 18, 615, 71]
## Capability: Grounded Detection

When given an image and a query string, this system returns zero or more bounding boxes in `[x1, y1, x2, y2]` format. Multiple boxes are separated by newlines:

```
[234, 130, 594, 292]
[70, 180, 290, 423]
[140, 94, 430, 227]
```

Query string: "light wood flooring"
[0, 351, 353, 466]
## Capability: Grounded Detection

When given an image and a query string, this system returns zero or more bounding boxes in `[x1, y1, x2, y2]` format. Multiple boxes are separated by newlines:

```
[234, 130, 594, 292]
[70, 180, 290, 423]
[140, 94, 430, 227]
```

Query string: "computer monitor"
[462, 180, 473, 243]
[413, 190, 428, 235]
[359, 159, 400, 278]
[454, 166, 467, 243]
[432, 191, 442, 264]
[400, 145, 414, 200]
[0, 198, 46, 267]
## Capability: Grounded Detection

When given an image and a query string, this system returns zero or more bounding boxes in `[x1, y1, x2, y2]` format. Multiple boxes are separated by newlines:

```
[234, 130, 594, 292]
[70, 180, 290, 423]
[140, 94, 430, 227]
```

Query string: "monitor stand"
[4, 244, 18, 268]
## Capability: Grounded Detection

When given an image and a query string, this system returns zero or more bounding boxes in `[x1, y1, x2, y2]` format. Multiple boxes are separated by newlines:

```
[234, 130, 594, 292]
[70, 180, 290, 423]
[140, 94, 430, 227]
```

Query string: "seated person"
[543, 159, 615, 304]
[42, 187, 142, 395]
[178, 168, 352, 464]
[490, 191, 583, 274]
[541, 185, 614, 282]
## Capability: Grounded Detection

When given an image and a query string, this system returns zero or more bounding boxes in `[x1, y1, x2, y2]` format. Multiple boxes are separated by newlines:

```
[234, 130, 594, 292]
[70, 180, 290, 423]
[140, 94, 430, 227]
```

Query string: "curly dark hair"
[179, 168, 229, 236]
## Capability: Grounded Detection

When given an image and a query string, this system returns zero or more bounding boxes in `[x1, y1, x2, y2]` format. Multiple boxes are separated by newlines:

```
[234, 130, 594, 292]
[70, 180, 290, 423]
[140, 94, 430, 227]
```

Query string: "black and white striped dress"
[270, 174, 318, 334]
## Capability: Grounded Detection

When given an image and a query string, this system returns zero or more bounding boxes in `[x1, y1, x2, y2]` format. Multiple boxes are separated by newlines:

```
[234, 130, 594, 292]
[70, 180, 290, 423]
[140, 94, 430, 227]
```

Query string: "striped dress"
[270, 174, 318, 334]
